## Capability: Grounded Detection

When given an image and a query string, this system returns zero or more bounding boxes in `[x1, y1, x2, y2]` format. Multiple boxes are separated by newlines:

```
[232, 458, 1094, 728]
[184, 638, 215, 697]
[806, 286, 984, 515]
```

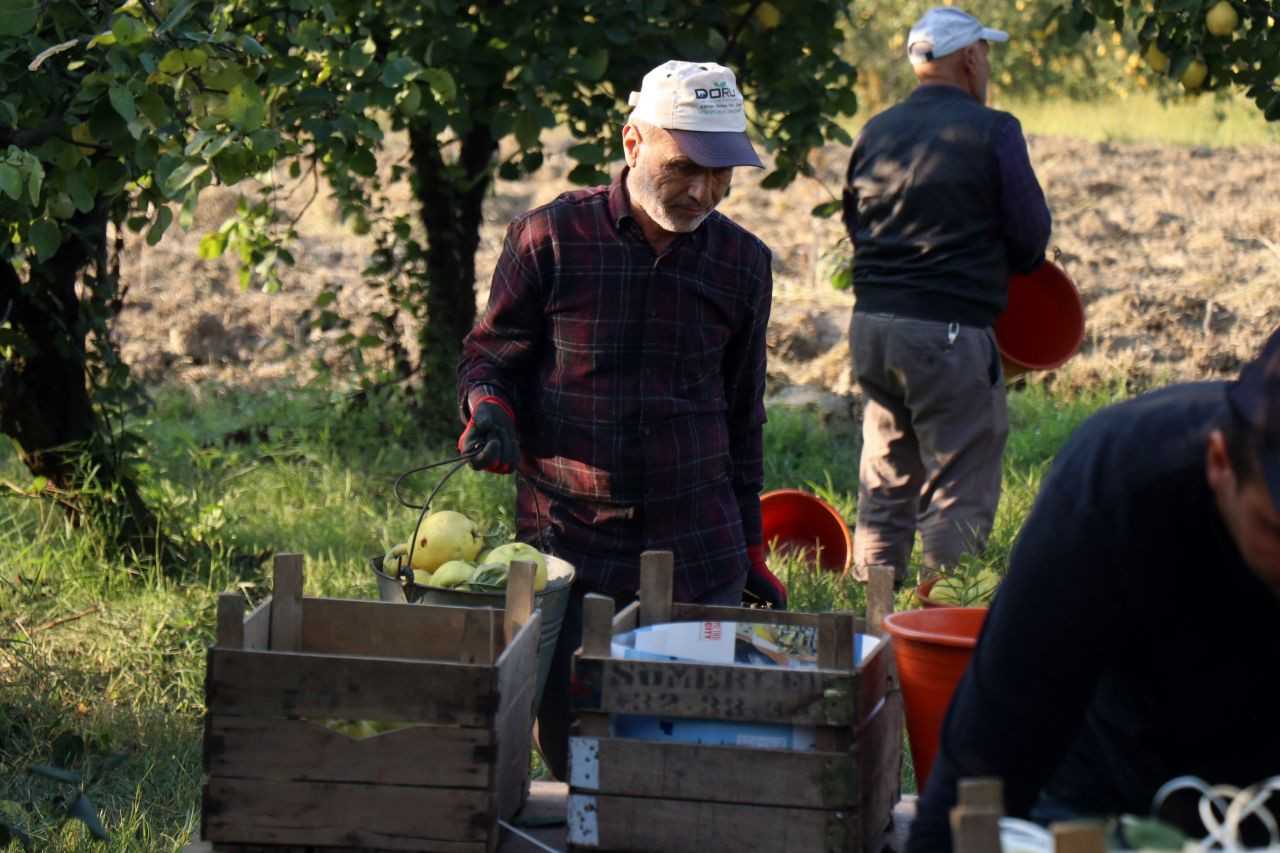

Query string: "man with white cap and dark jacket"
[456, 60, 787, 781]
[843, 7, 1052, 585]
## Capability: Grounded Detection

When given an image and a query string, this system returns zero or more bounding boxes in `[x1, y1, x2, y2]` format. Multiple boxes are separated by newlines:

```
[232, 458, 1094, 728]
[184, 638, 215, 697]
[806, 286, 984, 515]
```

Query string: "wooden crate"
[566, 553, 902, 853]
[200, 553, 542, 853]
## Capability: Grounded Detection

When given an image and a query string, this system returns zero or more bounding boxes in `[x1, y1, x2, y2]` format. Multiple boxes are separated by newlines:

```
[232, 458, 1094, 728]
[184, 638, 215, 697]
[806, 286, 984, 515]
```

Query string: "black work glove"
[457, 396, 519, 474]
[742, 544, 788, 609]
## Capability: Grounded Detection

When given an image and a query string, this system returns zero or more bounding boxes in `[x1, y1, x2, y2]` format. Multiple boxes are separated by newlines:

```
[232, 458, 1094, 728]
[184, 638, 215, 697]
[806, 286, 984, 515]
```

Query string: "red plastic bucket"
[760, 489, 853, 574]
[995, 261, 1085, 378]
[880, 607, 988, 792]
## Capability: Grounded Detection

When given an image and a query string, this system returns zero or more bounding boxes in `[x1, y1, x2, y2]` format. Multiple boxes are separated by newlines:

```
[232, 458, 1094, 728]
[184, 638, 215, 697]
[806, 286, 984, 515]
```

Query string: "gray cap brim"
[667, 129, 765, 169]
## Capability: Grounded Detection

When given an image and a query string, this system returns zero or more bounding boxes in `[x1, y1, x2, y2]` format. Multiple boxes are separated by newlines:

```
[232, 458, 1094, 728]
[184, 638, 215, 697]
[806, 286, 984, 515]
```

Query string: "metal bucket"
[370, 552, 575, 714]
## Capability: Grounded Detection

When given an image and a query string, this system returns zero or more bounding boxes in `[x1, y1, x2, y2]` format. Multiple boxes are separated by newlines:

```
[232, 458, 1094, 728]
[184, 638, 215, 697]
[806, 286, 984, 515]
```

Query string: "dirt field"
[113, 133, 1280, 413]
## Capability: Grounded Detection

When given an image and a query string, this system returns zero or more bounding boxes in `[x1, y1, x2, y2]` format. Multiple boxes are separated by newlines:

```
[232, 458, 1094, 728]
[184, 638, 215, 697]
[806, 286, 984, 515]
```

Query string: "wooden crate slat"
[491, 622, 539, 822]
[855, 635, 895, 725]
[269, 555, 304, 652]
[572, 656, 858, 726]
[203, 777, 493, 850]
[243, 597, 271, 651]
[568, 736, 859, 809]
[492, 674, 537, 823]
[298, 597, 500, 663]
[206, 648, 497, 726]
[567, 792, 862, 853]
[856, 689, 904, 850]
[205, 715, 497, 788]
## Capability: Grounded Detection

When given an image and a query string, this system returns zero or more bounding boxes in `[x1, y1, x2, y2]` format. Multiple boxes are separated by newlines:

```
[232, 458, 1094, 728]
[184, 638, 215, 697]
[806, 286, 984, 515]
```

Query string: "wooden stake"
[867, 565, 894, 638]
[505, 560, 536, 646]
[215, 593, 244, 649]
[269, 553, 304, 652]
[958, 777, 1004, 811]
[1051, 821, 1107, 853]
[581, 593, 614, 658]
[639, 550, 673, 627]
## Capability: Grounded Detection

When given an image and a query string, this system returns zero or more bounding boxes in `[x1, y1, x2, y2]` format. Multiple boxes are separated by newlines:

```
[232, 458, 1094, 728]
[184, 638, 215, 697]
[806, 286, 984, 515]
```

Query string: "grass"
[0, 375, 1135, 848]
[843, 89, 1280, 148]
[1000, 90, 1280, 148]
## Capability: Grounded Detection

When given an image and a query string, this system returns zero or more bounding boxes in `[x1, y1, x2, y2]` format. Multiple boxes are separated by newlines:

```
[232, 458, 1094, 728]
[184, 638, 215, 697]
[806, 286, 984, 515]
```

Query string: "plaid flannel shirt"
[458, 169, 772, 600]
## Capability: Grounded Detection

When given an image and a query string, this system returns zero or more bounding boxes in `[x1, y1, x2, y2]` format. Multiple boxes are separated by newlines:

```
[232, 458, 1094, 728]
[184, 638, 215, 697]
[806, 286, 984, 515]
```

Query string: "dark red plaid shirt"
[458, 169, 772, 600]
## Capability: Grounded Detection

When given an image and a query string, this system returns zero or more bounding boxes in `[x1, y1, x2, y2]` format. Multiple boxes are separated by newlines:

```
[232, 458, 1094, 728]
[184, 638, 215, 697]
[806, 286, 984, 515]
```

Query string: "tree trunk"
[407, 122, 499, 437]
[0, 211, 165, 556]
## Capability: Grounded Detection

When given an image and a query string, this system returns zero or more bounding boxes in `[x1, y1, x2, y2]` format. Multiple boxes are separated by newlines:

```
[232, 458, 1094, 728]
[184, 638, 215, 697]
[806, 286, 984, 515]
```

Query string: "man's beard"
[628, 165, 712, 234]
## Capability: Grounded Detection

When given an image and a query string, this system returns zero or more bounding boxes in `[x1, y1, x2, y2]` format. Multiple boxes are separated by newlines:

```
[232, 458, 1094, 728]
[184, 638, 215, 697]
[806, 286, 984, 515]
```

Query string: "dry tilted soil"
[113, 134, 1280, 413]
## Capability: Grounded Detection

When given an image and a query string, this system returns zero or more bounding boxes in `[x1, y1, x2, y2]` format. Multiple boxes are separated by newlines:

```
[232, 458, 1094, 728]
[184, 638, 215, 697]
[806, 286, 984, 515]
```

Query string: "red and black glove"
[458, 396, 519, 474]
[743, 544, 787, 609]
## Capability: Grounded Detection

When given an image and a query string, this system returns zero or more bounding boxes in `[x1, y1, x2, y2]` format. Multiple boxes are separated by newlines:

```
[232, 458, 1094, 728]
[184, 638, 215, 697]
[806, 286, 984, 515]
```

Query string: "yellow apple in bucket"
[428, 559, 476, 589]
[410, 510, 483, 573]
[477, 542, 547, 591]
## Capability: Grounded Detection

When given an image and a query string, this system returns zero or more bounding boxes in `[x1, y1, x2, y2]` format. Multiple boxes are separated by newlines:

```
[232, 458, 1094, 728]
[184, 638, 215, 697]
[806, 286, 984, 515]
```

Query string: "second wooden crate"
[566, 553, 902, 853]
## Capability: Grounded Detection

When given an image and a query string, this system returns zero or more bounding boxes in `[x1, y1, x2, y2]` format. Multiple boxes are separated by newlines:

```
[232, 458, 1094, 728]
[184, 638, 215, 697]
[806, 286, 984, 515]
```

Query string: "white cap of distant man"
[907, 7, 1009, 65]
[627, 60, 765, 169]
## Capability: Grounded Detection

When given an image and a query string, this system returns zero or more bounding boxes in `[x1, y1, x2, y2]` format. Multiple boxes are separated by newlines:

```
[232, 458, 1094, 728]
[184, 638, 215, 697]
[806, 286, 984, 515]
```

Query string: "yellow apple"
[479, 541, 548, 591]
[1180, 59, 1208, 91]
[755, 1, 781, 30]
[410, 510, 483, 573]
[1206, 1, 1239, 37]
[428, 559, 476, 589]
[1145, 42, 1169, 73]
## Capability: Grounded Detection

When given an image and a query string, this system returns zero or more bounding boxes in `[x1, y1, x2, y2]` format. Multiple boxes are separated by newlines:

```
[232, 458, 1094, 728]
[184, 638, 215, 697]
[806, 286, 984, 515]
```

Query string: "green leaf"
[108, 86, 137, 123]
[314, 290, 337, 307]
[567, 142, 604, 165]
[1118, 815, 1187, 850]
[29, 762, 79, 784]
[760, 169, 791, 190]
[24, 156, 43, 203]
[0, 162, 20, 200]
[165, 160, 209, 194]
[31, 476, 47, 493]
[421, 68, 456, 104]
[156, 0, 196, 35]
[239, 34, 270, 58]
[567, 164, 609, 186]
[28, 220, 61, 262]
[197, 231, 227, 259]
[811, 199, 842, 219]
[111, 14, 148, 47]
[227, 83, 267, 132]
[146, 205, 173, 246]
[575, 48, 609, 81]
[0, 0, 39, 37]
[382, 56, 418, 88]
[66, 794, 110, 841]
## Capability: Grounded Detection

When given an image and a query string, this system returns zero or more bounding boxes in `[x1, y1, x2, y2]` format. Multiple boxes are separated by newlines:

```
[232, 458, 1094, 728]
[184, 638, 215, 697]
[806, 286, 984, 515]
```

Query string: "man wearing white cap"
[842, 7, 1052, 586]
[457, 60, 785, 780]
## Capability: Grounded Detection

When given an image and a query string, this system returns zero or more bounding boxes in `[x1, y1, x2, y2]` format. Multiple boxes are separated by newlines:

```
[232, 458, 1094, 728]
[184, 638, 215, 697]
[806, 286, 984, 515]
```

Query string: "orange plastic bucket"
[880, 607, 988, 792]
[760, 489, 853, 573]
[994, 261, 1085, 378]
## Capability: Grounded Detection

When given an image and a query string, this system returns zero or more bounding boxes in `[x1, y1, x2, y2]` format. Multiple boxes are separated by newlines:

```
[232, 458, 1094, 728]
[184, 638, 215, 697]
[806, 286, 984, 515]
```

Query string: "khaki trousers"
[849, 312, 1009, 582]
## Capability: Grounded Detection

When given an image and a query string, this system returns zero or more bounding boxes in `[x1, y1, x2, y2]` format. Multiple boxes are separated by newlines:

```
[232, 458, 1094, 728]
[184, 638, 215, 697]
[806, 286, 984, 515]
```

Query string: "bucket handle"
[390, 449, 548, 588]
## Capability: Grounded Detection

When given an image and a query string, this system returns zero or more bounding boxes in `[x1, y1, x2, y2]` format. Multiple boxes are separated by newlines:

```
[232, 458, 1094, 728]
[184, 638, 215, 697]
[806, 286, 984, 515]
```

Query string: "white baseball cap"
[907, 7, 1009, 65]
[627, 60, 764, 169]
